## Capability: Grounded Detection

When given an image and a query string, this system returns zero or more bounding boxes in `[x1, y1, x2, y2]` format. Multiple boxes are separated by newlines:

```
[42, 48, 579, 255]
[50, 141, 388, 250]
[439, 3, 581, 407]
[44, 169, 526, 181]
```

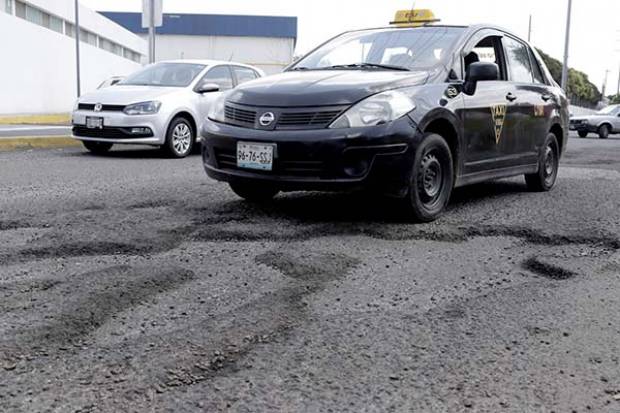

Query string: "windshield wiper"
[325, 63, 411, 72]
[290, 66, 311, 71]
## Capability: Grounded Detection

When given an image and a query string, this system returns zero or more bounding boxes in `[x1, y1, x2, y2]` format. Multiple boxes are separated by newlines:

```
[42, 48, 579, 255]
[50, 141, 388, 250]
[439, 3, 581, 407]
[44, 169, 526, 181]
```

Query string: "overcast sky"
[82, 0, 620, 95]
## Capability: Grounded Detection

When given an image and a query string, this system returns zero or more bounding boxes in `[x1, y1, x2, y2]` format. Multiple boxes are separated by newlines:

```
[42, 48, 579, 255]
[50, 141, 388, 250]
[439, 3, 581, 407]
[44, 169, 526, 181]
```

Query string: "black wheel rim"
[418, 150, 444, 207]
[543, 143, 557, 186]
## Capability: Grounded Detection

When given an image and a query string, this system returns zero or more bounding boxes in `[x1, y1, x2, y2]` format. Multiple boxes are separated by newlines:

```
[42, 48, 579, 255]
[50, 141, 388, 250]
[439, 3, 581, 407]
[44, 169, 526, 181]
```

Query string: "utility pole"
[561, 0, 572, 91]
[528, 15, 532, 43]
[74, 0, 81, 97]
[148, 0, 155, 63]
[602, 69, 609, 98]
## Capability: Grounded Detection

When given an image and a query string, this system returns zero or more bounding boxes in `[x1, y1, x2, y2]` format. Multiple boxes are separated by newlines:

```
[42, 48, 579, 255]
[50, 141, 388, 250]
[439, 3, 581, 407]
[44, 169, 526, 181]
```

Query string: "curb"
[0, 136, 80, 151]
[0, 114, 71, 125]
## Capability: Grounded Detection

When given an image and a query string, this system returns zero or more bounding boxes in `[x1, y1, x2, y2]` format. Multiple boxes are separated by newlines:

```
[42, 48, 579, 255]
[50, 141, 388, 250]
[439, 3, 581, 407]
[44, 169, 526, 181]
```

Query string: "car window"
[464, 35, 507, 81]
[503, 37, 534, 83]
[233, 66, 259, 85]
[528, 48, 546, 84]
[201, 66, 234, 91]
[120, 63, 205, 87]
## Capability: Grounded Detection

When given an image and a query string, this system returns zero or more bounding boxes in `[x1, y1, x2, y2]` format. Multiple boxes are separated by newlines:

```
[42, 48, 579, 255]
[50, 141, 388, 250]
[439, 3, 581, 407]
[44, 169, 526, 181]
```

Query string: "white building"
[0, 0, 146, 115]
[101, 12, 298, 75]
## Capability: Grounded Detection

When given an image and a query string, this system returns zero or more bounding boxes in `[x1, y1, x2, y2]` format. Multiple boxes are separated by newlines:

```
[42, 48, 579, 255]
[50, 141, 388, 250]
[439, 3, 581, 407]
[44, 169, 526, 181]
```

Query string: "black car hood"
[227, 70, 430, 107]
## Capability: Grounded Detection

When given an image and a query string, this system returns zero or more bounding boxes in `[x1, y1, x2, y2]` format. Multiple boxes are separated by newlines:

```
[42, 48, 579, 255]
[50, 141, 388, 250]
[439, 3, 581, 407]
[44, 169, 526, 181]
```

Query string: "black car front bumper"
[201, 116, 422, 196]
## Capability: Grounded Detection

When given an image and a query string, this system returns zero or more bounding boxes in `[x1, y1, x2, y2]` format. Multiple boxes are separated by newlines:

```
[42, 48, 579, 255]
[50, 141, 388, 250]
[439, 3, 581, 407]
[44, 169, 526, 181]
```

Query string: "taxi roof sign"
[390, 9, 440, 27]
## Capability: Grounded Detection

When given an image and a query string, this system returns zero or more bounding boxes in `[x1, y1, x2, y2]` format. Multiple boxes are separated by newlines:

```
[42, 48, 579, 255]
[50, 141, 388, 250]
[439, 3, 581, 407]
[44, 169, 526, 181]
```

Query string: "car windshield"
[596, 105, 619, 115]
[290, 26, 464, 72]
[120, 63, 206, 87]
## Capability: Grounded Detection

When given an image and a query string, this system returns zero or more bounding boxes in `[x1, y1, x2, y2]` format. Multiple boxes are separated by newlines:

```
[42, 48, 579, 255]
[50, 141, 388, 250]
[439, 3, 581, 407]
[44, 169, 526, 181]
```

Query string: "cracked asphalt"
[1, 134, 619, 412]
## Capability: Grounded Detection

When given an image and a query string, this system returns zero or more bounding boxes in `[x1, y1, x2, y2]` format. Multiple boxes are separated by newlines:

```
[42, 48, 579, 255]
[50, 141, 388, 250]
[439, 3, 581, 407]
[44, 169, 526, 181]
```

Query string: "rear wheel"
[598, 124, 610, 139]
[577, 130, 588, 138]
[163, 117, 194, 158]
[82, 141, 113, 154]
[405, 134, 454, 222]
[525, 133, 559, 192]
[229, 181, 279, 203]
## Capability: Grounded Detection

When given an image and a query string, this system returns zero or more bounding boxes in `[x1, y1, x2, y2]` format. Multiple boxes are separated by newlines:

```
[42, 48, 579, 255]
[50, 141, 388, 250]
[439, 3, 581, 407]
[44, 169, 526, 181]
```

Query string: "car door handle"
[506, 93, 517, 102]
[541, 94, 552, 102]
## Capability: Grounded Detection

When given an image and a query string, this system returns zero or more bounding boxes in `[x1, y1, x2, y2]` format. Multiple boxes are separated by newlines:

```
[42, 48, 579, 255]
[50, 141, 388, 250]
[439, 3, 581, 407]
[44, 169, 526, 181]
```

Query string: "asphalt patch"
[522, 257, 577, 280]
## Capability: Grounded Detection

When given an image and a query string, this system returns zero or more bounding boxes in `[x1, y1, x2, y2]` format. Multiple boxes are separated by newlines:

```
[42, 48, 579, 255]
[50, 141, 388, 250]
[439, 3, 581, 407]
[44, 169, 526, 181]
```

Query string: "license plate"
[86, 117, 103, 129]
[237, 142, 275, 171]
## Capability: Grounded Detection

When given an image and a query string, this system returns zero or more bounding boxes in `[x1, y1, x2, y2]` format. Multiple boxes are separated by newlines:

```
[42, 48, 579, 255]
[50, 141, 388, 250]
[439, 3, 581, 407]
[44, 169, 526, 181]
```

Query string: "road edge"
[0, 136, 80, 151]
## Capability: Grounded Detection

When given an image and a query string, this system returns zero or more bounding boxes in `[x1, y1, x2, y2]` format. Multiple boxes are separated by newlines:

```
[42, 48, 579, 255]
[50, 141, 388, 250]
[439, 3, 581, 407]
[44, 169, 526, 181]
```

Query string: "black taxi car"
[201, 12, 568, 221]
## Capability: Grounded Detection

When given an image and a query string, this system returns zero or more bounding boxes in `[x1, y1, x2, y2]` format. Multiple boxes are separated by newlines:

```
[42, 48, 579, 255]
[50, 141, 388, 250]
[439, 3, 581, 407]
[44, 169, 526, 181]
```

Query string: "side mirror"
[196, 82, 220, 94]
[464, 62, 499, 95]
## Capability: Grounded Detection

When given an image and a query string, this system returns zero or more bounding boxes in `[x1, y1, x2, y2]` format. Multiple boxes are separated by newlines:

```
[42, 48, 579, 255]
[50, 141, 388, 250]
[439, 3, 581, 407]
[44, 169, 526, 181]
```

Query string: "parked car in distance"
[97, 76, 125, 89]
[72, 60, 264, 158]
[201, 18, 568, 221]
[570, 104, 620, 139]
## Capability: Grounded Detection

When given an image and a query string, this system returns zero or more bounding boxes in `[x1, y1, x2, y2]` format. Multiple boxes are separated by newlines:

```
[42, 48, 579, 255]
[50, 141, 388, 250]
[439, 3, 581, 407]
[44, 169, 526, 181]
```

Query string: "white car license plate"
[237, 142, 275, 171]
[86, 116, 103, 129]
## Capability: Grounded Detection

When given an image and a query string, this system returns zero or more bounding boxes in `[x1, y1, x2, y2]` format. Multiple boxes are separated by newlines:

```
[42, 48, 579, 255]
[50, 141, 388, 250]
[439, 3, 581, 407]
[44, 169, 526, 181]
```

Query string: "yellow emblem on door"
[491, 104, 507, 144]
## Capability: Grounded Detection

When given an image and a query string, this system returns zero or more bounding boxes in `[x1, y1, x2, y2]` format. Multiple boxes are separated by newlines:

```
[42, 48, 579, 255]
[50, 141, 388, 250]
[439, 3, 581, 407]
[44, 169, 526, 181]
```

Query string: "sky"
[82, 0, 620, 95]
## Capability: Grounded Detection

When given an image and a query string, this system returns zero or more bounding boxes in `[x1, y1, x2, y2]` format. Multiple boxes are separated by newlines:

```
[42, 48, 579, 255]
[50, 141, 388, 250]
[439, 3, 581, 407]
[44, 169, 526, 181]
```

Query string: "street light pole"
[561, 0, 573, 91]
[74, 0, 81, 97]
[148, 0, 155, 63]
[528, 15, 532, 43]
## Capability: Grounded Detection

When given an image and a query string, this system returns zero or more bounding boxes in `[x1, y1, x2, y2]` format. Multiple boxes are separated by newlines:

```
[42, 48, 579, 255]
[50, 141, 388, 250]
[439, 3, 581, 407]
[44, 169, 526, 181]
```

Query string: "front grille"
[73, 126, 153, 139]
[214, 148, 325, 177]
[276, 111, 342, 128]
[225, 106, 256, 125]
[570, 119, 585, 125]
[78, 103, 126, 112]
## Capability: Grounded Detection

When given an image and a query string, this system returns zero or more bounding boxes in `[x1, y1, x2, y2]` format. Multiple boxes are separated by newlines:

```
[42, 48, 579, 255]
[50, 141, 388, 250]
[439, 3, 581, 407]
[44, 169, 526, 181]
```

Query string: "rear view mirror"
[464, 62, 499, 95]
[196, 82, 220, 94]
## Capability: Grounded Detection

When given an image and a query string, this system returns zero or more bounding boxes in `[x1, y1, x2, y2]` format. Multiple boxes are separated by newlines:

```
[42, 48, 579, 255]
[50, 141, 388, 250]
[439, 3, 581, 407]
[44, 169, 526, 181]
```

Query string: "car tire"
[598, 124, 610, 139]
[577, 130, 588, 138]
[82, 141, 113, 154]
[163, 117, 194, 158]
[229, 181, 279, 202]
[525, 133, 559, 192]
[405, 133, 454, 222]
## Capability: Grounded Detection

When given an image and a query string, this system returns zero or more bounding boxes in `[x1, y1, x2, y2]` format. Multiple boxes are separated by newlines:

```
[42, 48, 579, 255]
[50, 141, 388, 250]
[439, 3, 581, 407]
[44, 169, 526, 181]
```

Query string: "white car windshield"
[290, 26, 464, 71]
[120, 63, 206, 87]
[596, 105, 619, 115]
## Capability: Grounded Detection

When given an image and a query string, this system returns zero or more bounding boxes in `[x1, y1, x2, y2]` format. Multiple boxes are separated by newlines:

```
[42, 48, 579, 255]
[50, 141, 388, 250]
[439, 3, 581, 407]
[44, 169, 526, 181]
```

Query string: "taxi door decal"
[491, 104, 507, 144]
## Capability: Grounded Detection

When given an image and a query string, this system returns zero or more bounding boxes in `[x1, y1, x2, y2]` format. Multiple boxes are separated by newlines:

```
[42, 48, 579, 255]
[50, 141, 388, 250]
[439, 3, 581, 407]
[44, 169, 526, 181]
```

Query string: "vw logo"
[259, 112, 275, 126]
[94, 103, 103, 112]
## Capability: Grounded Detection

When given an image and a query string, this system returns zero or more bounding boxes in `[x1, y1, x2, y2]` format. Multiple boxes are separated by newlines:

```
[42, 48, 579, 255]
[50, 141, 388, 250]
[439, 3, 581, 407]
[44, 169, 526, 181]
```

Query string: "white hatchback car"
[72, 60, 264, 158]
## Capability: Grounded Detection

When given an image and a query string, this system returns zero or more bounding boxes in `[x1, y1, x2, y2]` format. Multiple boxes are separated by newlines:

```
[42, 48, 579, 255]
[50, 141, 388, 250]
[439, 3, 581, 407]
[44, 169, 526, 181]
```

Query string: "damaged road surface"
[1, 136, 620, 412]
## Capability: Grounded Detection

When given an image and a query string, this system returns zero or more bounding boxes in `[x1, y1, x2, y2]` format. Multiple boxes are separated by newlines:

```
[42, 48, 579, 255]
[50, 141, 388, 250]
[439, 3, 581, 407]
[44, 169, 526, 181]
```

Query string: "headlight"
[329, 90, 415, 129]
[208, 93, 227, 123]
[123, 101, 161, 115]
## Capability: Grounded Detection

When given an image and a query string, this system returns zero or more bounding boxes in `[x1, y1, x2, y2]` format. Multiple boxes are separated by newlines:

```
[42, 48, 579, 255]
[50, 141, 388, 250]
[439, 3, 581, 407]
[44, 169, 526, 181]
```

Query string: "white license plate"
[237, 142, 275, 171]
[86, 116, 103, 129]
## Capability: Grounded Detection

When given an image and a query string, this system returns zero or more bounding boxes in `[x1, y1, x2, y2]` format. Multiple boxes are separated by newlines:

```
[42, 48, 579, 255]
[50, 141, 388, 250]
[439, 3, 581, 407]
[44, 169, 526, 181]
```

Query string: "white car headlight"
[123, 101, 161, 115]
[208, 94, 227, 123]
[329, 90, 415, 129]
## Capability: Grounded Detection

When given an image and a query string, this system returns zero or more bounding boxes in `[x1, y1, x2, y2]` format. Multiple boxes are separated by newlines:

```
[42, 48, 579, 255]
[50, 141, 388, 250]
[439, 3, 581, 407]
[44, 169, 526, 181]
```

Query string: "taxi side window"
[200, 66, 234, 91]
[464, 35, 507, 81]
[528, 48, 546, 84]
[503, 37, 534, 83]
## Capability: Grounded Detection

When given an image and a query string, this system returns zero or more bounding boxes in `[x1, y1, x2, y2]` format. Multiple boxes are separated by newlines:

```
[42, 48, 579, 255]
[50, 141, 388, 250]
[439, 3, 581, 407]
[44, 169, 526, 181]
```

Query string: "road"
[1, 134, 619, 412]
[0, 124, 71, 138]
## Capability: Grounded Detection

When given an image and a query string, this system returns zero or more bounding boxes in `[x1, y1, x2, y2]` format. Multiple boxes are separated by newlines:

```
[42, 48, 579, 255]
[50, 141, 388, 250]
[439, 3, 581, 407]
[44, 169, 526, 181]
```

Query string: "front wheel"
[163, 117, 194, 158]
[229, 181, 279, 203]
[405, 134, 454, 222]
[577, 130, 588, 138]
[82, 141, 113, 154]
[598, 124, 610, 139]
[525, 133, 559, 192]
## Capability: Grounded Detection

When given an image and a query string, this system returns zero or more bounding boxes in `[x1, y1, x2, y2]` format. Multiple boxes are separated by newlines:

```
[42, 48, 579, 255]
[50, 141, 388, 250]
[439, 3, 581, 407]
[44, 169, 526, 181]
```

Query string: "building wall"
[147, 35, 294, 75]
[0, 1, 146, 115]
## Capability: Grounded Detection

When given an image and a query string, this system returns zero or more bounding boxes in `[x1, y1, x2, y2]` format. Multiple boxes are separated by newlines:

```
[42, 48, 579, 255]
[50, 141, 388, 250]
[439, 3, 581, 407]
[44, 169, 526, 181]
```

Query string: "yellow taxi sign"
[390, 9, 440, 27]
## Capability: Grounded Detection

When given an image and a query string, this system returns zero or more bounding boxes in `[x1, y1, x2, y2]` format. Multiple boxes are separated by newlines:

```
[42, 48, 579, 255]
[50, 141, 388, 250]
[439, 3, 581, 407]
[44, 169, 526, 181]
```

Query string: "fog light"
[343, 158, 370, 177]
[130, 127, 151, 134]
